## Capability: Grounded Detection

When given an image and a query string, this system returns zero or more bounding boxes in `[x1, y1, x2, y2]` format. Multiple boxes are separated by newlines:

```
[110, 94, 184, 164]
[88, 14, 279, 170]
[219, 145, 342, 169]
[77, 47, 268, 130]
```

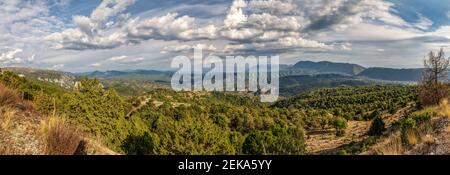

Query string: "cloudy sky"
[1, 0, 450, 72]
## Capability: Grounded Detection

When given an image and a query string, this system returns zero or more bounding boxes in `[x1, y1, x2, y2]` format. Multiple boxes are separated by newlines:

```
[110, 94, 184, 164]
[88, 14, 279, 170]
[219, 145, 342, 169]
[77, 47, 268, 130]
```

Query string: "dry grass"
[0, 84, 20, 107]
[0, 108, 16, 154]
[307, 104, 413, 154]
[371, 123, 435, 155]
[39, 116, 83, 155]
[0, 144, 20, 155]
[404, 124, 433, 146]
[0, 108, 26, 155]
[83, 137, 120, 155]
[306, 120, 371, 153]
[375, 133, 405, 155]
[0, 85, 110, 155]
[405, 129, 418, 146]
[440, 99, 450, 118]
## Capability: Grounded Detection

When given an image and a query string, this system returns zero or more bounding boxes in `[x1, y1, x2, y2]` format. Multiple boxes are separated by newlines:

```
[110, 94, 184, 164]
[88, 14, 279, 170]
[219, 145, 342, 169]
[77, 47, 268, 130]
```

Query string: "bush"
[271, 126, 306, 155]
[368, 116, 386, 136]
[410, 111, 434, 124]
[332, 116, 347, 137]
[402, 118, 417, 130]
[400, 118, 416, 145]
[364, 111, 380, 121]
[155, 116, 236, 155]
[361, 136, 378, 150]
[242, 131, 275, 155]
[400, 110, 434, 146]
[34, 91, 55, 116]
[0, 84, 20, 107]
[121, 132, 159, 155]
[242, 126, 306, 155]
[419, 81, 448, 106]
[61, 78, 130, 149]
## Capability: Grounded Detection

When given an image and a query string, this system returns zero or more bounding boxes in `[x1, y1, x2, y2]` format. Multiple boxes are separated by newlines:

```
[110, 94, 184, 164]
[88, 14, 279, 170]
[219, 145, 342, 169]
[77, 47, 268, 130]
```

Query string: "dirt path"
[306, 121, 370, 154]
[126, 96, 152, 118]
[306, 104, 414, 154]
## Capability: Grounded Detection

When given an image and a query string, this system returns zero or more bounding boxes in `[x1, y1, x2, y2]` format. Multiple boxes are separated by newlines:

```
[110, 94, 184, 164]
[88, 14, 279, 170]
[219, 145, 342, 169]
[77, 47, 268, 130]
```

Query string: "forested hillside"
[285, 61, 366, 76]
[358, 68, 423, 82]
[0, 70, 429, 155]
[279, 74, 376, 96]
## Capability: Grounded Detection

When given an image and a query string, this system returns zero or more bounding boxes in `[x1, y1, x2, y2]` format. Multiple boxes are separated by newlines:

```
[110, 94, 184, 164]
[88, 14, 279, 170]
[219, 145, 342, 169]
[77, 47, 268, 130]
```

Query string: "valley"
[1, 60, 449, 155]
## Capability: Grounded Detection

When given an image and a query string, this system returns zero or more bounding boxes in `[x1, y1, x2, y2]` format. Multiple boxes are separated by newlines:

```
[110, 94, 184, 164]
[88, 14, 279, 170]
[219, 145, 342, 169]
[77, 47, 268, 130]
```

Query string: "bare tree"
[419, 48, 450, 106]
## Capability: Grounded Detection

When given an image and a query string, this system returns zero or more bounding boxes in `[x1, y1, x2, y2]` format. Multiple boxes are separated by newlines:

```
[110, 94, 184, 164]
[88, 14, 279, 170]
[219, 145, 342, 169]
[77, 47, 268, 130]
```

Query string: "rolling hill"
[279, 74, 377, 96]
[2, 60, 426, 97]
[2, 67, 77, 89]
[282, 61, 366, 76]
[281, 61, 424, 82]
[358, 68, 423, 82]
[77, 70, 172, 83]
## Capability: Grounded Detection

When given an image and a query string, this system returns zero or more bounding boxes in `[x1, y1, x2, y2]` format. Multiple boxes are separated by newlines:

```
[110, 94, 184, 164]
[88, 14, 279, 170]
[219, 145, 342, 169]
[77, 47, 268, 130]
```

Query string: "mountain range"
[75, 60, 424, 82]
[1, 60, 425, 96]
[282, 61, 366, 76]
[281, 61, 423, 81]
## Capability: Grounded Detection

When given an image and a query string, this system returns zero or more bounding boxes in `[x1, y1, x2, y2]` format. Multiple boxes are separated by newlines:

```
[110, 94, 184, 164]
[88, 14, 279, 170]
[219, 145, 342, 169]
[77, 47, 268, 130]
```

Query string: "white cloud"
[46, 0, 136, 50]
[431, 26, 450, 39]
[249, 0, 299, 15]
[109, 55, 129, 61]
[339, 43, 352, 51]
[0, 49, 23, 60]
[0, 1, 64, 45]
[0, 1, 66, 68]
[0, 1, 49, 25]
[52, 64, 65, 70]
[0, 49, 24, 65]
[224, 44, 246, 53]
[89, 63, 101, 67]
[220, 28, 264, 41]
[51, 0, 382, 53]
[126, 13, 200, 41]
[108, 55, 145, 64]
[362, 0, 409, 27]
[247, 13, 302, 31]
[224, 0, 248, 28]
[161, 44, 217, 53]
[47, 8, 217, 50]
[34, 0, 450, 71]
[278, 37, 330, 49]
[415, 14, 433, 30]
[318, 23, 421, 42]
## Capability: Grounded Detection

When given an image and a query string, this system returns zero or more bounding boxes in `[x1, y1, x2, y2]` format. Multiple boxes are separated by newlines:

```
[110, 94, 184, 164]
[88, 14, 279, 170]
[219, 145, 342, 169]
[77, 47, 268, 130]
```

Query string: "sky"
[0, 0, 450, 72]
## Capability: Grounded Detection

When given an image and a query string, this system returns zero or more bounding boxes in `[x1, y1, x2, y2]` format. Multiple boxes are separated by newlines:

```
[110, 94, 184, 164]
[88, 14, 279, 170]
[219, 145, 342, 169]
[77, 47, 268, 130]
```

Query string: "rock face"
[4, 67, 77, 89]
